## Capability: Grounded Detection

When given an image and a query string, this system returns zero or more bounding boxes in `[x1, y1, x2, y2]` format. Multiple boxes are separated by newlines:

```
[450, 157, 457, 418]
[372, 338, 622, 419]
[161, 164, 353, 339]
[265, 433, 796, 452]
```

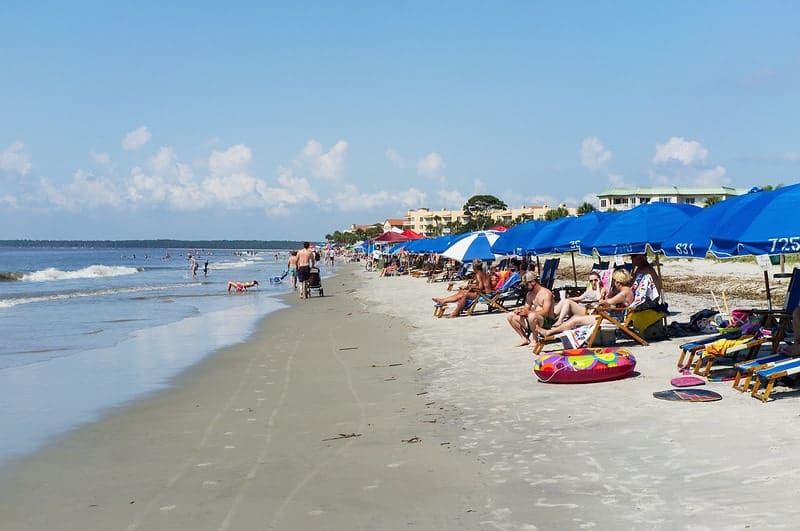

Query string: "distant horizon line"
[0, 239, 313, 250]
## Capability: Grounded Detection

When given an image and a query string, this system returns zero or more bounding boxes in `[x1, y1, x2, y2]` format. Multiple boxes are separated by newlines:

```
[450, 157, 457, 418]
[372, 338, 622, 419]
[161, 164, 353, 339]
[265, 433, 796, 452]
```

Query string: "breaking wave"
[22, 265, 143, 282]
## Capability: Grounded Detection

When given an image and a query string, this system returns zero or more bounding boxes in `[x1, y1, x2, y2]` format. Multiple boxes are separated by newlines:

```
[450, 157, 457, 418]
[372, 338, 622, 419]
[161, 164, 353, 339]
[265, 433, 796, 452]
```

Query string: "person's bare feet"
[444, 313, 459, 319]
[515, 339, 531, 347]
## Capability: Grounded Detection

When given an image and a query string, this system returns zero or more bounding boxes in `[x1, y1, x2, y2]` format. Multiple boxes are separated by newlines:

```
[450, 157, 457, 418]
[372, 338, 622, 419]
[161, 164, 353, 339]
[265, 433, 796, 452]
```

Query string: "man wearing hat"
[506, 270, 555, 346]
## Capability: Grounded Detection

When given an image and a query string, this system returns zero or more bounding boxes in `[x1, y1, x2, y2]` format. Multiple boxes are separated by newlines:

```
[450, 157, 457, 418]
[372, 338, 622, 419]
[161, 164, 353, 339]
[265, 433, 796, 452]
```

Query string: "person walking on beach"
[287, 251, 299, 291]
[296, 242, 316, 299]
[203, 259, 209, 277]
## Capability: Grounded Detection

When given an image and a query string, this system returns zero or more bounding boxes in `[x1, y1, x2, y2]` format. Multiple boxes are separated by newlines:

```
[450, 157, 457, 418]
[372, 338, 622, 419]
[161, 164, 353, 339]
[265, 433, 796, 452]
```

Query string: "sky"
[2, 1, 799, 241]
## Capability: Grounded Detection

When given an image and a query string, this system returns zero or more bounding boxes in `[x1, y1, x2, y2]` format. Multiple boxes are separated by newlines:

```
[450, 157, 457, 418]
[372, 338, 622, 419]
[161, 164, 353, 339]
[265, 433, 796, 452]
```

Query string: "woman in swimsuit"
[227, 280, 259, 293]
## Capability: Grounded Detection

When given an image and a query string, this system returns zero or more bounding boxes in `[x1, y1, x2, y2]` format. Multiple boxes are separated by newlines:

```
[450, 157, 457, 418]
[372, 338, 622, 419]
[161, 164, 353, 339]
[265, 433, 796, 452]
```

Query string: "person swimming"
[226, 280, 259, 293]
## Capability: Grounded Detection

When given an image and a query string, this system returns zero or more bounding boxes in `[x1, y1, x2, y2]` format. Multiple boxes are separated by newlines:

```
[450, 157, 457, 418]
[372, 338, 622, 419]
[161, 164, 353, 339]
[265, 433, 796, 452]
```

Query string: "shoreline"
[0, 264, 492, 530]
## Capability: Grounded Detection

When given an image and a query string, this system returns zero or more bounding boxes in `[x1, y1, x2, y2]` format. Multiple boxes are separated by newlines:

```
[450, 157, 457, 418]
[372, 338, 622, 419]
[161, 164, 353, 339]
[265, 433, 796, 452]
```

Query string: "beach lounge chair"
[465, 272, 520, 315]
[540, 257, 560, 290]
[750, 267, 800, 352]
[586, 306, 649, 347]
[750, 357, 800, 402]
[677, 331, 741, 370]
[532, 305, 647, 355]
[732, 352, 793, 393]
[691, 335, 766, 377]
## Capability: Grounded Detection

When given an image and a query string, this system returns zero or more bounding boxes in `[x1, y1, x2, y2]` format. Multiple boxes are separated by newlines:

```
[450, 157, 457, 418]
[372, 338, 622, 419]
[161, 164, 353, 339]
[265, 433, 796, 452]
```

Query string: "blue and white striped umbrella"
[442, 231, 503, 263]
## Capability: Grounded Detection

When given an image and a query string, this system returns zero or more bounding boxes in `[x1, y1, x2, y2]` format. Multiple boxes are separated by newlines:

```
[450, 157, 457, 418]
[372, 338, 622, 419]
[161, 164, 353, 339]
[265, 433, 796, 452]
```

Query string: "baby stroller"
[305, 266, 324, 297]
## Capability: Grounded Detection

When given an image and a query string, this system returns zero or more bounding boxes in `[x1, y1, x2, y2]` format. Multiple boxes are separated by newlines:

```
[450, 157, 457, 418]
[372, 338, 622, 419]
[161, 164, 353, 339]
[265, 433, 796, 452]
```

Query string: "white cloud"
[650, 137, 728, 187]
[385, 147, 405, 168]
[653, 137, 708, 165]
[580, 137, 612, 170]
[202, 172, 263, 209]
[0, 194, 19, 208]
[122, 126, 152, 151]
[151, 147, 176, 174]
[695, 165, 728, 186]
[417, 152, 445, 179]
[40, 171, 122, 211]
[437, 189, 465, 208]
[1, 141, 32, 176]
[91, 150, 110, 166]
[331, 184, 426, 212]
[209, 144, 252, 176]
[607, 173, 629, 188]
[300, 139, 348, 179]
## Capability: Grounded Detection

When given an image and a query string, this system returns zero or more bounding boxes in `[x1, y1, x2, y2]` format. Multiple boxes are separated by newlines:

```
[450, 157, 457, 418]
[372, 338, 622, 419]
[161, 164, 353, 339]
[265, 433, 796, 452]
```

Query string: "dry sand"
[1, 258, 799, 530]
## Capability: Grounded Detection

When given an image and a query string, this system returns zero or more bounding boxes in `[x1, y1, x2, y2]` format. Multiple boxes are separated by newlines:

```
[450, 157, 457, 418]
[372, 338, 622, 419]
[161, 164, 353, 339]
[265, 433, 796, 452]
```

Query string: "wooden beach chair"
[464, 272, 520, 315]
[691, 335, 766, 377]
[732, 353, 792, 393]
[532, 305, 648, 356]
[750, 267, 800, 352]
[750, 357, 800, 402]
[586, 306, 649, 348]
[677, 331, 741, 370]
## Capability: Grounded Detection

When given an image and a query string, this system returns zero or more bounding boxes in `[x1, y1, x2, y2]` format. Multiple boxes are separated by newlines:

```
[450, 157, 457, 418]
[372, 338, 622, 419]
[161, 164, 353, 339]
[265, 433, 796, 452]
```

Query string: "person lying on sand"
[227, 280, 259, 293]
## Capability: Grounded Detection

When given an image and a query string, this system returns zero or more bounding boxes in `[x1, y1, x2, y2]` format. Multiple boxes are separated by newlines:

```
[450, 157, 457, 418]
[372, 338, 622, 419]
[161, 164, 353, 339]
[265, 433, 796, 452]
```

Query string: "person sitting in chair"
[536, 269, 634, 341]
[506, 271, 555, 346]
[552, 271, 607, 325]
[630, 253, 662, 310]
[227, 280, 259, 293]
[432, 259, 492, 318]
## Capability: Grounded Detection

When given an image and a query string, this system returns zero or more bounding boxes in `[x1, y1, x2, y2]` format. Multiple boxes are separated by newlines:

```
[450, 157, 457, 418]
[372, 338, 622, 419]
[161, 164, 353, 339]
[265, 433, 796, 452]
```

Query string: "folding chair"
[750, 267, 800, 353]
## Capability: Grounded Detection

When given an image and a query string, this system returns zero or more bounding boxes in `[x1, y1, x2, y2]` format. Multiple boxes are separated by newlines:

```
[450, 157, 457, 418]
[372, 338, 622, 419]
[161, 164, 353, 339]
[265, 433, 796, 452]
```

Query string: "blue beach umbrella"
[709, 182, 800, 257]
[389, 241, 410, 254]
[525, 211, 612, 255]
[490, 220, 544, 255]
[660, 190, 766, 258]
[579, 202, 702, 256]
[412, 234, 460, 254]
[442, 231, 503, 263]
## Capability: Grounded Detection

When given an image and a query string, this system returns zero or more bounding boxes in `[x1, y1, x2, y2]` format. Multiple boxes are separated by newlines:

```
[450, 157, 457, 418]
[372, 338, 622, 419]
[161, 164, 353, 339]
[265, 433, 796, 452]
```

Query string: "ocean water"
[0, 246, 328, 465]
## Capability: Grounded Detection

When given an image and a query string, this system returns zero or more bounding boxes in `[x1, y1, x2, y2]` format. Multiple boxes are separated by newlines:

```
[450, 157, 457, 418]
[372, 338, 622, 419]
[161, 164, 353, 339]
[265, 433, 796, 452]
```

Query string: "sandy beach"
[2, 258, 800, 530]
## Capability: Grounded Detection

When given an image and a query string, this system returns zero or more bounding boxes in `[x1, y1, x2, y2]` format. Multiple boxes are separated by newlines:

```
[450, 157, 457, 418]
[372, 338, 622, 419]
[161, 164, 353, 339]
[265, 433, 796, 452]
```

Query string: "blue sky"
[2, 1, 799, 240]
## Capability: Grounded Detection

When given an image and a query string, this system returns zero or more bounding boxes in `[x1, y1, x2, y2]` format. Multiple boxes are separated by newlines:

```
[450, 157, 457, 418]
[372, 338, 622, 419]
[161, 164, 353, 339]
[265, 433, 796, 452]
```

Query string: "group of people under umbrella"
[376, 182, 800, 353]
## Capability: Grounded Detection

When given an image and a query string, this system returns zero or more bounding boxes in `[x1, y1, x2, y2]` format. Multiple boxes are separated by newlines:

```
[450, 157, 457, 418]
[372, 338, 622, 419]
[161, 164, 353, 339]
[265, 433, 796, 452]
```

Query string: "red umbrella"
[401, 229, 426, 240]
[371, 231, 410, 243]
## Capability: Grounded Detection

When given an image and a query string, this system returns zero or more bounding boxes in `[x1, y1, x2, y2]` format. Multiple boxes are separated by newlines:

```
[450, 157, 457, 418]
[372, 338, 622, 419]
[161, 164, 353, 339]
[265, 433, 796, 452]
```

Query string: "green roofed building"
[596, 186, 747, 212]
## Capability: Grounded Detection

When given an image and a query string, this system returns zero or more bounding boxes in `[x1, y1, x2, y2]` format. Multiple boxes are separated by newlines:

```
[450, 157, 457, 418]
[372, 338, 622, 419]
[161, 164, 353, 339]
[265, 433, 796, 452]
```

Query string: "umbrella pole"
[764, 270, 773, 312]
[570, 251, 577, 287]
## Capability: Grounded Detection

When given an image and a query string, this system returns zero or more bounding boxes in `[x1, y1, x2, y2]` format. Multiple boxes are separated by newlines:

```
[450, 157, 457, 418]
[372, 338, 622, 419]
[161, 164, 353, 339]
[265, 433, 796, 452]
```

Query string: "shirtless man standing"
[296, 242, 316, 299]
[507, 271, 555, 346]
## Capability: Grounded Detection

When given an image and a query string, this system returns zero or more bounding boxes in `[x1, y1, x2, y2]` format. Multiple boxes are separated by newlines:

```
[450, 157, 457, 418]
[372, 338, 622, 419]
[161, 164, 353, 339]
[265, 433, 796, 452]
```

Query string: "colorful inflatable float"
[534, 347, 636, 384]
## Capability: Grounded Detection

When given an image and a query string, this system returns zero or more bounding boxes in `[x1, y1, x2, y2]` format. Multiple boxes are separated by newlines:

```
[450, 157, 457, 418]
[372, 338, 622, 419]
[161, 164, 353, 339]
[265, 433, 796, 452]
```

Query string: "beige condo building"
[405, 204, 577, 236]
